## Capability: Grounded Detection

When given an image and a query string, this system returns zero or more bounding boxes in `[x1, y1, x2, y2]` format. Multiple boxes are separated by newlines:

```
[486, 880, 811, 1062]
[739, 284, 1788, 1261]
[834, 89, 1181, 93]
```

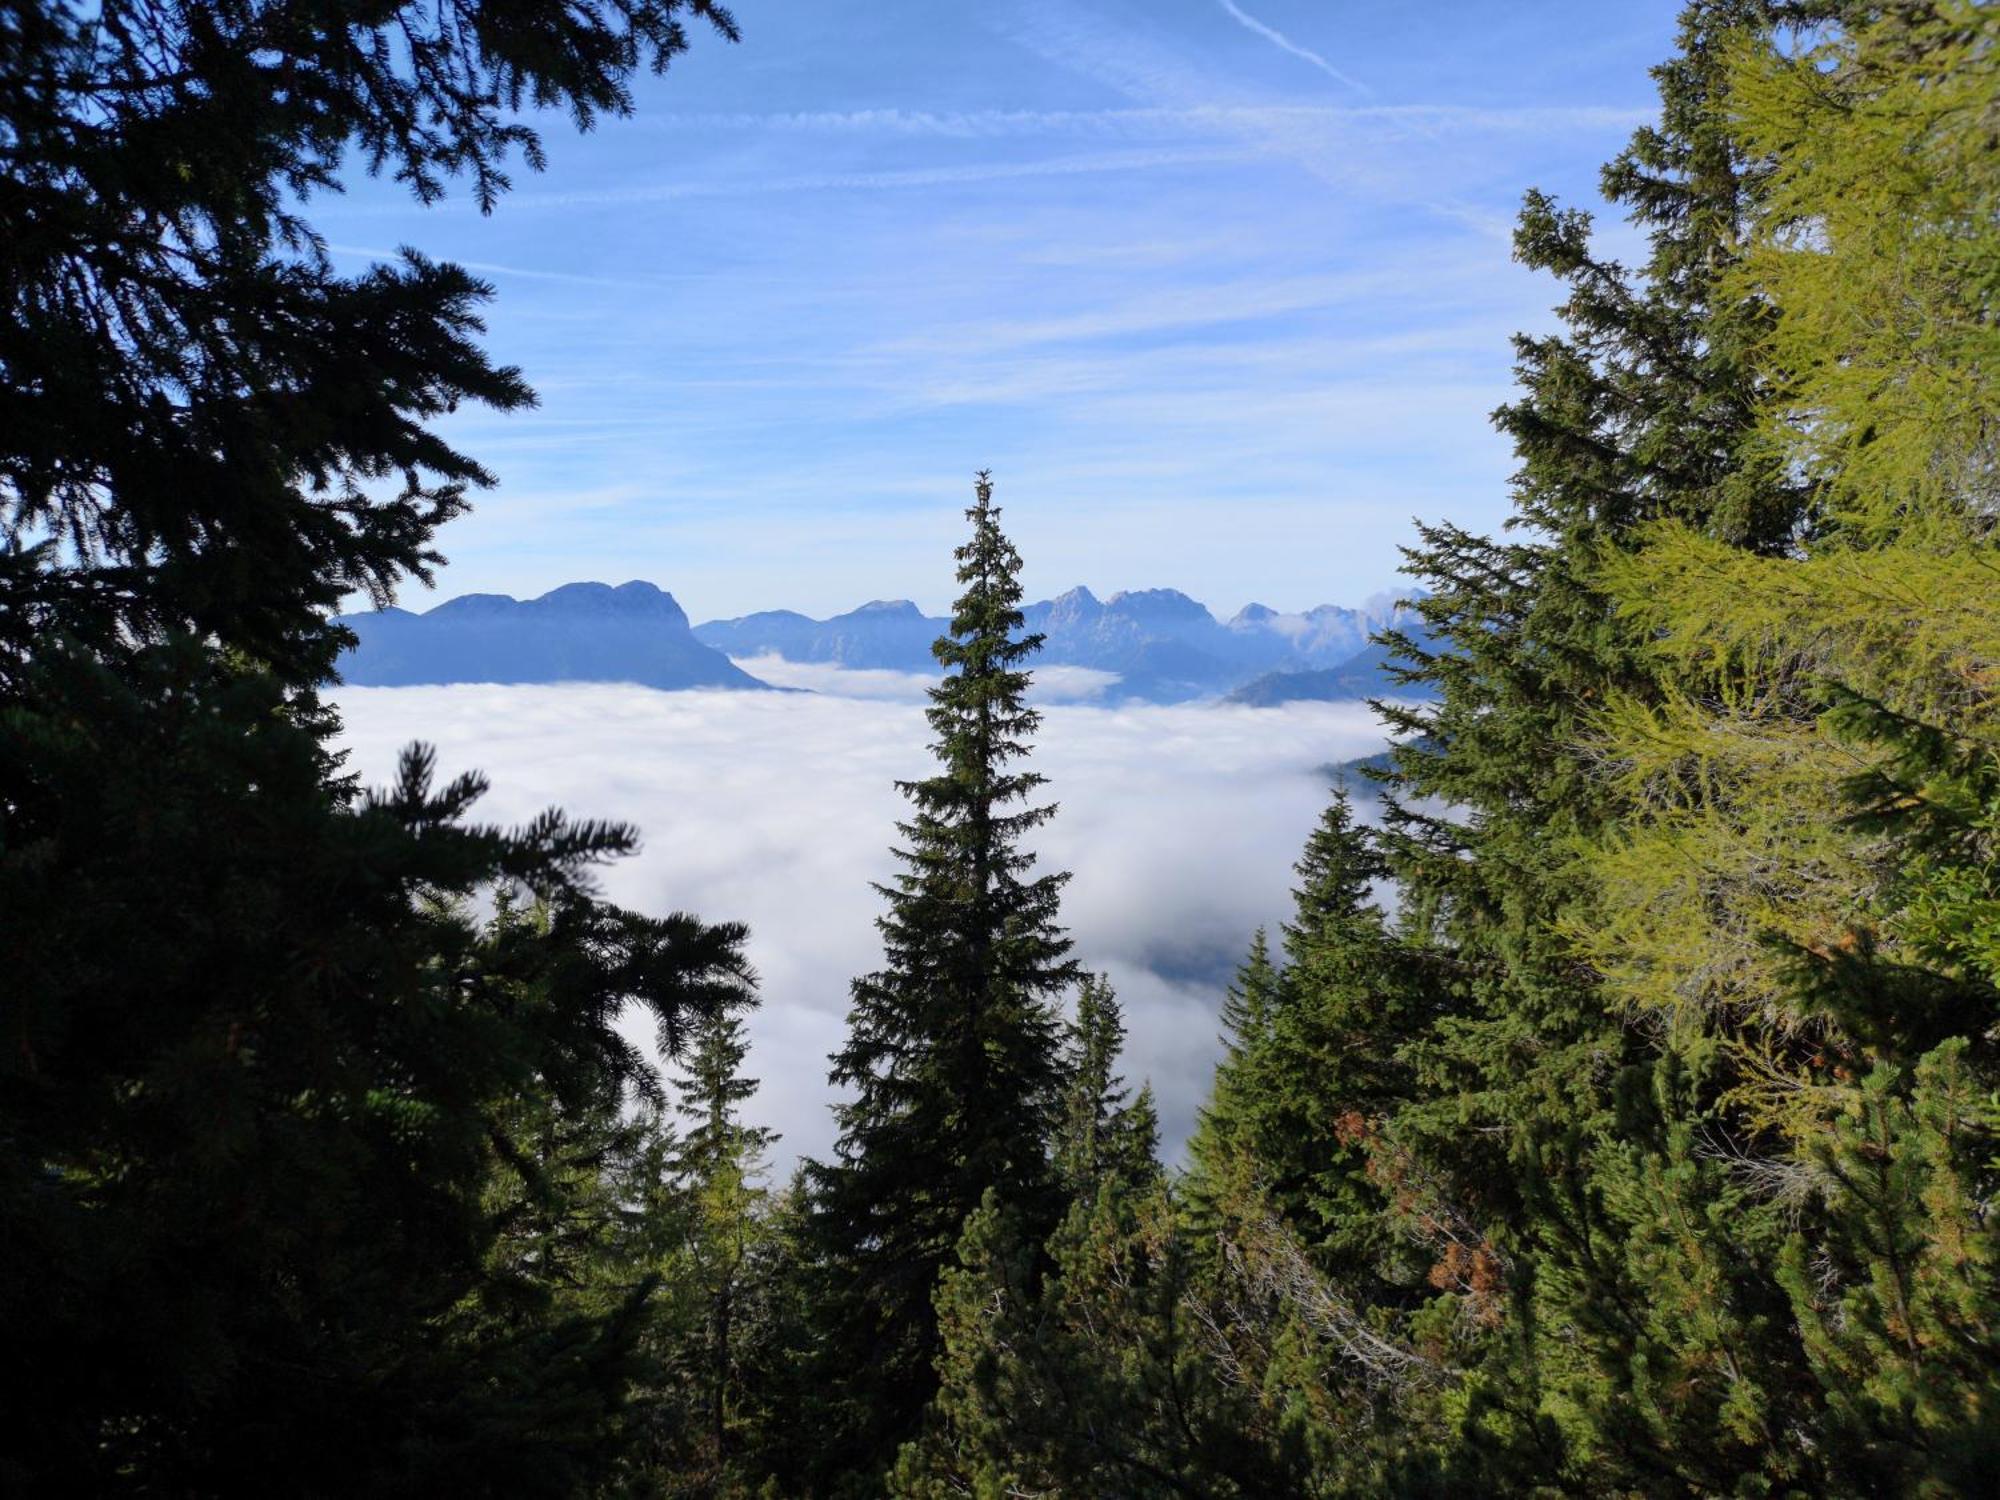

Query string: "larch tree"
[1569, 5, 2000, 1485]
[1350, 1, 1844, 1487]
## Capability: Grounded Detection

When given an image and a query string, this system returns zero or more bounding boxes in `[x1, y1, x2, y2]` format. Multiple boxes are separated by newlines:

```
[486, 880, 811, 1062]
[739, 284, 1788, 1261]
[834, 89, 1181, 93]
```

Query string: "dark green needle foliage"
[652, 993, 780, 1491]
[0, 639, 754, 1490]
[803, 474, 1079, 1491]
[1054, 975, 1161, 1198]
[1183, 927, 1280, 1234]
[1200, 791, 1425, 1294]
[894, 984, 1291, 1500]
[1341, 2, 1845, 1487]
[12, 0, 2000, 1492]
[1153, 3, 2000, 1494]
[3, 0, 739, 679]
[0, 1, 750, 1490]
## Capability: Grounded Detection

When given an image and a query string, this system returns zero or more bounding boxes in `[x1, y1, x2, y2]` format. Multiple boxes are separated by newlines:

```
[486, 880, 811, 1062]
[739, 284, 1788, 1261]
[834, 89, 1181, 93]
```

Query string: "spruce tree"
[1247, 790, 1421, 1289]
[1054, 975, 1161, 1197]
[1564, 8, 2000, 1485]
[1183, 928, 1281, 1231]
[664, 997, 777, 1480]
[894, 994, 1290, 1499]
[0, 687, 756, 1490]
[804, 473, 1078, 1490]
[1343, 3, 1844, 1487]
[2, 0, 738, 677]
[1166, 2, 1849, 1488]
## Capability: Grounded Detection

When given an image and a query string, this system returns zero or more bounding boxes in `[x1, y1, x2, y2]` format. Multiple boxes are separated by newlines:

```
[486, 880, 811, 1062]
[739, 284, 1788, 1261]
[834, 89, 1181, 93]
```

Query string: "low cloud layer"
[732, 653, 1123, 704]
[333, 677, 1388, 1169]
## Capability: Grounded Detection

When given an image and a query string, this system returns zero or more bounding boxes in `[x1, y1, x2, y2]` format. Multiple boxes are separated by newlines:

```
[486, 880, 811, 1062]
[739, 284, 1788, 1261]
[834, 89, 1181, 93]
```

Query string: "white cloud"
[626, 103, 1646, 141]
[730, 655, 938, 702]
[333, 147, 1264, 217]
[733, 654, 1121, 705]
[331, 679, 1389, 1169]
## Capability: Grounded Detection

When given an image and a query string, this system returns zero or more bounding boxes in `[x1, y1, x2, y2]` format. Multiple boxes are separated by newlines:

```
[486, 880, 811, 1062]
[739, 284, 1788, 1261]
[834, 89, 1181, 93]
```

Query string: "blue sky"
[319, 0, 1679, 622]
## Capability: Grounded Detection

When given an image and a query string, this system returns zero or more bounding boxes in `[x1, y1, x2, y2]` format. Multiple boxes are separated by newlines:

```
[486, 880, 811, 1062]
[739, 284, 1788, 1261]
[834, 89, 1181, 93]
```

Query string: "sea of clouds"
[332, 670, 1390, 1170]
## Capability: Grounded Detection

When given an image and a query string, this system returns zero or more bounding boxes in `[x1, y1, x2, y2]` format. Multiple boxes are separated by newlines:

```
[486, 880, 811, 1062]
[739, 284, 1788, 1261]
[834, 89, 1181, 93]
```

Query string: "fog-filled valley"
[333, 679, 1390, 1167]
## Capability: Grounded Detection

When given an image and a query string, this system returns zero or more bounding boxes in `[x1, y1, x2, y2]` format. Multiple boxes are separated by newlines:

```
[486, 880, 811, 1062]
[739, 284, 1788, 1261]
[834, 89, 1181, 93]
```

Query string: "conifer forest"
[4, 2, 1999, 1495]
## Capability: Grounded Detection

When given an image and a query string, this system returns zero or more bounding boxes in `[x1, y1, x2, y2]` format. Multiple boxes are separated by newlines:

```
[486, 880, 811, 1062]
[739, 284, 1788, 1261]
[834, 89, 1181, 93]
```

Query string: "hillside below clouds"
[337, 581, 1421, 703]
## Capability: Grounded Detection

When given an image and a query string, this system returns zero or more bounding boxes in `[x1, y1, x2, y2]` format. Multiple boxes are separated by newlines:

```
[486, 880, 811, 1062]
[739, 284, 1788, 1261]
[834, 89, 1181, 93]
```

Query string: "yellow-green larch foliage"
[1573, 8, 2000, 1483]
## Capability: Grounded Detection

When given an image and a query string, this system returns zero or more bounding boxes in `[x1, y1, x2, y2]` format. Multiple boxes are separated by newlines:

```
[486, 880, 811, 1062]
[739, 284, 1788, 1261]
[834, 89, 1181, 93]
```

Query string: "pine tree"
[803, 473, 1078, 1490]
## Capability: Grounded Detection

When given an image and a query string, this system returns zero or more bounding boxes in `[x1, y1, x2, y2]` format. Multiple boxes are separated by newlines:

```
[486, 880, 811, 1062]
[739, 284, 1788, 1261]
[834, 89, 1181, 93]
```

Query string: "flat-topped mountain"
[335, 580, 766, 691]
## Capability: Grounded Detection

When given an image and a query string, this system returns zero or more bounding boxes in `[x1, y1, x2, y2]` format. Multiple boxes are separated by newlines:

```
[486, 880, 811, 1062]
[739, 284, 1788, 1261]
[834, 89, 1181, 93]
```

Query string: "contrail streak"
[1215, 0, 1370, 94]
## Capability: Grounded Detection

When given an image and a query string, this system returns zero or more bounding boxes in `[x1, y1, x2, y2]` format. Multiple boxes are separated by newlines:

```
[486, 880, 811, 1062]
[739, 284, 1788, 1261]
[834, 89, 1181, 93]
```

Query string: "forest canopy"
[2, 1, 1995, 1495]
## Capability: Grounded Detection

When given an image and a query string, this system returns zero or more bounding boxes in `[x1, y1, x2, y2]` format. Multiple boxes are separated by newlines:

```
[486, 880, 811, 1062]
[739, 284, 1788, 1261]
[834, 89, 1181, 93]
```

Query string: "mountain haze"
[334, 581, 1420, 702]
[698, 586, 1414, 702]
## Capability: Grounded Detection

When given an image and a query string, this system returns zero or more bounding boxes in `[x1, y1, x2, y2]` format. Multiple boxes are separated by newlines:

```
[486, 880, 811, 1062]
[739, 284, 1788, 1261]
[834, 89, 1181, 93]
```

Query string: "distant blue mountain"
[695, 585, 1407, 702]
[336, 580, 766, 691]
[335, 579, 1419, 702]
[693, 598, 939, 672]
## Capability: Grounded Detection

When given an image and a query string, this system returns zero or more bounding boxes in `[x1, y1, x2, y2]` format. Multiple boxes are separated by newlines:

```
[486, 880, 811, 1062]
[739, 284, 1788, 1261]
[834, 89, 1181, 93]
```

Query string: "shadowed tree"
[803, 473, 1079, 1492]
[0, 2, 753, 1489]
[661, 992, 779, 1486]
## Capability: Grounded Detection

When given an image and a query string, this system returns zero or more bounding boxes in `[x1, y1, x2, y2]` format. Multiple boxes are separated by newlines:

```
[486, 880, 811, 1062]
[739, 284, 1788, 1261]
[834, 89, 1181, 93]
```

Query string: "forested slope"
[4, 2, 1994, 1496]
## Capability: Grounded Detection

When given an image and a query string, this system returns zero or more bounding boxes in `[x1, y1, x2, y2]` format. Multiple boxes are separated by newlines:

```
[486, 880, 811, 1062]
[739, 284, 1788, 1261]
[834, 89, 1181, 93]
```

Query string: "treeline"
[3, 0, 1996, 1496]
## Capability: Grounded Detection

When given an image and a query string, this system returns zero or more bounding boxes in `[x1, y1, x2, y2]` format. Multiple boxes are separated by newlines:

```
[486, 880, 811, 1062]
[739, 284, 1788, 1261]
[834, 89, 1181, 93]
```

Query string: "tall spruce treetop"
[805, 473, 1077, 1490]
[672, 995, 777, 1191]
[1281, 785, 1384, 964]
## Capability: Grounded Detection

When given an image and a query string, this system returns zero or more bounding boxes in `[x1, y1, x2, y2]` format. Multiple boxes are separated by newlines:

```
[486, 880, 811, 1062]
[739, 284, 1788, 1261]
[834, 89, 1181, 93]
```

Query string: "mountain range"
[335, 582, 1425, 704]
